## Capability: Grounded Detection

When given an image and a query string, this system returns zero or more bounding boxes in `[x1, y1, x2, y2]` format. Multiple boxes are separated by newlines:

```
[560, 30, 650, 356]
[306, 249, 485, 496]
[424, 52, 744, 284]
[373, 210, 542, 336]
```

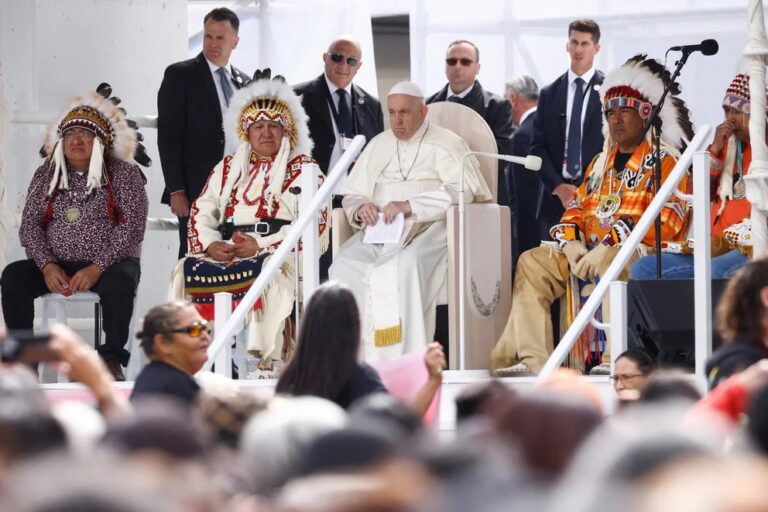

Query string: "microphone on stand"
[468, 151, 542, 171]
[668, 39, 719, 56]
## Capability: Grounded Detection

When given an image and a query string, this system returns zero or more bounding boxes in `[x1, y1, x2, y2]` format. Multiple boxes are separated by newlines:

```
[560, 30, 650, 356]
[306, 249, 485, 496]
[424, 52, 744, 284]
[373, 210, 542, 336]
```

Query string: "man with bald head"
[427, 40, 514, 207]
[295, 36, 384, 177]
[295, 36, 385, 280]
[330, 82, 492, 363]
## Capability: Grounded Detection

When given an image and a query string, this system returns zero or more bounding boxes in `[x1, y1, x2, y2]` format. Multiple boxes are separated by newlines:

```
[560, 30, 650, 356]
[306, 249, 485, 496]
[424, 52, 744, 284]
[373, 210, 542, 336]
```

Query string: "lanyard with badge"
[325, 89, 357, 152]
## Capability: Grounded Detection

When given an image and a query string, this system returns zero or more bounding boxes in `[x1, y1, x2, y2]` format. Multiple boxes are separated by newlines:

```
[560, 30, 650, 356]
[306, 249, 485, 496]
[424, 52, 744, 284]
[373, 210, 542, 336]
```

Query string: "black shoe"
[105, 360, 125, 382]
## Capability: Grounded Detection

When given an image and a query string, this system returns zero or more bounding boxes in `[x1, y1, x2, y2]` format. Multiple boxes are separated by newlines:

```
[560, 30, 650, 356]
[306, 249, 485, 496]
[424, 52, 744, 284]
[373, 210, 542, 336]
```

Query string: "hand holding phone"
[1, 330, 56, 364]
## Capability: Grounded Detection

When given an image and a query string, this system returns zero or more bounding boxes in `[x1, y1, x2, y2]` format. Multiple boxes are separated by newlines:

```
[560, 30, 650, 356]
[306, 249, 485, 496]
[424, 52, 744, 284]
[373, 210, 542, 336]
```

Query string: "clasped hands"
[42, 262, 102, 295]
[207, 232, 260, 262]
[562, 241, 612, 281]
[356, 201, 412, 227]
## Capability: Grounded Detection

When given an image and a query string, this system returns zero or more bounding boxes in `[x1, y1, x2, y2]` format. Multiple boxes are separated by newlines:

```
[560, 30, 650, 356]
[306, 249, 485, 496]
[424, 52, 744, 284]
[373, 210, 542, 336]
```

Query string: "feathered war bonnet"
[41, 83, 151, 196]
[587, 55, 695, 188]
[222, 70, 313, 208]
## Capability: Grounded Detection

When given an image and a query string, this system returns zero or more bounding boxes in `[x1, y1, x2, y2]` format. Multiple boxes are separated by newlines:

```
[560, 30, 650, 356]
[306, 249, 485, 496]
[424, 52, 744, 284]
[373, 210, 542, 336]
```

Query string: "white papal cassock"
[330, 120, 491, 362]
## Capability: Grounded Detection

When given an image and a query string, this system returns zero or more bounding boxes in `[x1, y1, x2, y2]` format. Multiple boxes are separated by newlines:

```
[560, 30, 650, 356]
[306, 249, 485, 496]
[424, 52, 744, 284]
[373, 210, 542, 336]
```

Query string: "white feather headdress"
[41, 83, 150, 196]
[222, 78, 313, 209]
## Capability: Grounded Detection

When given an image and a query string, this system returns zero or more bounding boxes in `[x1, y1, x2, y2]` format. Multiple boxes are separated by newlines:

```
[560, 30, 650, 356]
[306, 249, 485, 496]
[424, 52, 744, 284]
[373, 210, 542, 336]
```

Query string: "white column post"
[692, 151, 713, 391]
[746, 0, 768, 257]
[213, 292, 234, 378]
[609, 281, 628, 372]
[301, 164, 320, 304]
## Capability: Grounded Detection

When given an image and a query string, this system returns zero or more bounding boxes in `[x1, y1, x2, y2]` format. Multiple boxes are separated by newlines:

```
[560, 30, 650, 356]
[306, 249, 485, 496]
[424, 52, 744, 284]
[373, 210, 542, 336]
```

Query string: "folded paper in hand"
[363, 212, 404, 244]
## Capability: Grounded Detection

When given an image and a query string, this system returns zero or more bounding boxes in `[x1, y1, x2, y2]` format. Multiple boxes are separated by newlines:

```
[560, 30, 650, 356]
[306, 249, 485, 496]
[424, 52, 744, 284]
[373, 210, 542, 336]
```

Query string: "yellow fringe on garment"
[374, 322, 402, 347]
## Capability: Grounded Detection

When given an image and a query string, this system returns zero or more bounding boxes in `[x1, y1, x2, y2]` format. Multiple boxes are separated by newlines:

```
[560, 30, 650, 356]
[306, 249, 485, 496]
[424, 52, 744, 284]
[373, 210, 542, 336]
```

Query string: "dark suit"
[294, 74, 384, 281]
[426, 81, 515, 206]
[531, 70, 604, 240]
[157, 52, 250, 257]
[294, 74, 384, 175]
[509, 110, 541, 264]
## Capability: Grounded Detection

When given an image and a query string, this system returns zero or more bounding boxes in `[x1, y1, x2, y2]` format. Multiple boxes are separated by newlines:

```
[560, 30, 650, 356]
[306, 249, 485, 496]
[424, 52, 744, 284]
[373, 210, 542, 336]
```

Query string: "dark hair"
[616, 349, 656, 376]
[638, 371, 702, 404]
[748, 380, 768, 455]
[276, 283, 361, 400]
[716, 257, 768, 342]
[568, 19, 601, 43]
[136, 301, 192, 357]
[488, 393, 601, 479]
[455, 379, 514, 423]
[447, 39, 480, 63]
[204, 7, 240, 33]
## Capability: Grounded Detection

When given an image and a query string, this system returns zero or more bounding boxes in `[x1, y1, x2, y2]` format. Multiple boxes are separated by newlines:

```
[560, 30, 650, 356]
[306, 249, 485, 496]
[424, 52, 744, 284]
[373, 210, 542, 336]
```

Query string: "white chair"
[332, 102, 513, 370]
[40, 292, 143, 381]
[41, 292, 103, 344]
[39, 292, 101, 382]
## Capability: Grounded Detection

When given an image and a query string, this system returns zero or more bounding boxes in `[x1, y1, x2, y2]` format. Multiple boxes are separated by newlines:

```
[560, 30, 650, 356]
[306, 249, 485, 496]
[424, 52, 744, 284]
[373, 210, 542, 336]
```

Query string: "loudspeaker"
[626, 279, 727, 368]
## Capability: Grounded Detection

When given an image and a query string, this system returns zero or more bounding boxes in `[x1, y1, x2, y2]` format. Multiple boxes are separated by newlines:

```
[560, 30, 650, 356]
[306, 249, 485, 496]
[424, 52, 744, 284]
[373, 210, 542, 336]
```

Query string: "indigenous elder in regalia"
[0, 83, 150, 381]
[329, 81, 492, 362]
[170, 75, 328, 371]
[490, 55, 694, 376]
[632, 73, 766, 280]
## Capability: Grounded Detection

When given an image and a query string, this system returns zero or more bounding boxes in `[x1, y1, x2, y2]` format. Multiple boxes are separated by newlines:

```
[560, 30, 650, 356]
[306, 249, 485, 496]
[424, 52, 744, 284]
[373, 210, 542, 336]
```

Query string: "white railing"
[537, 126, 713, 383]
[200, 135, 366, 373]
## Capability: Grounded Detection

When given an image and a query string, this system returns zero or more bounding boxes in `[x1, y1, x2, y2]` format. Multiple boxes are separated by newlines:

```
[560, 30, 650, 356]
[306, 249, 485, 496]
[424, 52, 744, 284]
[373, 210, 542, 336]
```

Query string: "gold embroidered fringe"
[374, 321, 402, 347]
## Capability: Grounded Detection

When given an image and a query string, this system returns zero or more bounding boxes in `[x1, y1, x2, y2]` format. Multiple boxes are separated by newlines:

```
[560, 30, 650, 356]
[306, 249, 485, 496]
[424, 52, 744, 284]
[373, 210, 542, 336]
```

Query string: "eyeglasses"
[329, 53, 360, 67]
[63, 128, 96, 140]
[610, 373, 644, 384]
[167, 320, 211, 338]
[446, 57, 475, 67]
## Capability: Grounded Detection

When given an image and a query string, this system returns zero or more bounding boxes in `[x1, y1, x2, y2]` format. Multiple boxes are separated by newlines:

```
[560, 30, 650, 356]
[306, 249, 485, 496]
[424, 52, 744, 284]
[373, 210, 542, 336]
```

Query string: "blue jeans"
[630, 249, 748, 280]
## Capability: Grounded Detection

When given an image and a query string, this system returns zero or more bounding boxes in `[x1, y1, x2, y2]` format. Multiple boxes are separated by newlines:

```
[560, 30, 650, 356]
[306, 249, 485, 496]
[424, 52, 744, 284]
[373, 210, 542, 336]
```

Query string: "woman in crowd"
[276, 283, 444, 414]
[131, 300, 210, 405]
[706, 257, 768, 389]
[612, 349, 656, 400]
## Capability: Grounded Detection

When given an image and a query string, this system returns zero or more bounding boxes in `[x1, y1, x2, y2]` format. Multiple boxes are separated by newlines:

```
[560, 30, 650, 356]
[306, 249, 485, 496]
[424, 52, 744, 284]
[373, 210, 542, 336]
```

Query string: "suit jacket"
[427, 80, 514, 204]
[294, 74, 384, 175]
[510, 111, 541, 257]
[157, 52, 250, 204]
[531, 70, 605, 227]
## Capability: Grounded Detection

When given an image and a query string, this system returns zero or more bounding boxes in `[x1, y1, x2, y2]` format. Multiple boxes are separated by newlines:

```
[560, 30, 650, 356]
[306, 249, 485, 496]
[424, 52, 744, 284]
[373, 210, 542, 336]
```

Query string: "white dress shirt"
[205, 56, 232, 114]
[563, 66, 596, 178]
[324, 74, 353, 193]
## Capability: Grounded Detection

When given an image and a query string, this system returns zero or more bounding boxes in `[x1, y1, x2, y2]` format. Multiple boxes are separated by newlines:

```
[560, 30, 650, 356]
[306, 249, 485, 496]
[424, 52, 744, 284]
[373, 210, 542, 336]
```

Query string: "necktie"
[216, 67, 234, 107]
[567, 77, 586, 178]
[336, 89, 354, 136]
[448, 95, 462, 103]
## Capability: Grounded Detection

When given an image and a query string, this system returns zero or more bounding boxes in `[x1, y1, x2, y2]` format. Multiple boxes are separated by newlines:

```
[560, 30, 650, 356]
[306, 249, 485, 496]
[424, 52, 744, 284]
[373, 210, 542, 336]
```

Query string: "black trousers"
[177, 216, 189, 259]
[0, 257, 141, 366]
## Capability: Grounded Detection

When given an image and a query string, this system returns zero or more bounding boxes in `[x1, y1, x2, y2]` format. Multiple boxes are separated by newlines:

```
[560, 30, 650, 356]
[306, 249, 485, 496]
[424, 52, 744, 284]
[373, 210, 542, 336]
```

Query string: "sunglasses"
[445, 57, 475, 67]
[167, 320, 211, 338]
[329, 52, 360, 67]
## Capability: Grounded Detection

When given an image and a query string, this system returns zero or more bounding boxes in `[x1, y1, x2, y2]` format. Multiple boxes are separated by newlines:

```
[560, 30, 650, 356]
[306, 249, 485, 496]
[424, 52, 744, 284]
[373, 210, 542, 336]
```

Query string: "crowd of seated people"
[1, 258, 768, 510]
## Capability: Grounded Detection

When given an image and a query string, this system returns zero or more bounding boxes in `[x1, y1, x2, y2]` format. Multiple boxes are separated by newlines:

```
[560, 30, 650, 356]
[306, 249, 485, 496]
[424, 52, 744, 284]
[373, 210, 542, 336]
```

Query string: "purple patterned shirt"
[19, 159, 148, 271]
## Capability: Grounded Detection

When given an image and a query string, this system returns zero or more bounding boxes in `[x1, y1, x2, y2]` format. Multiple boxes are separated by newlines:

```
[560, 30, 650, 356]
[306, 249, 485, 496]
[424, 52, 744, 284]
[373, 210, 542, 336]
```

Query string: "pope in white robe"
[330, 81, 491, 362]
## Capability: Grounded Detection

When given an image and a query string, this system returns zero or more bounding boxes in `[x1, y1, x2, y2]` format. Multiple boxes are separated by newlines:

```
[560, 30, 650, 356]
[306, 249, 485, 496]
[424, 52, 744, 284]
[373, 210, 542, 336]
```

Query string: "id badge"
[340, 136, 354, 151]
